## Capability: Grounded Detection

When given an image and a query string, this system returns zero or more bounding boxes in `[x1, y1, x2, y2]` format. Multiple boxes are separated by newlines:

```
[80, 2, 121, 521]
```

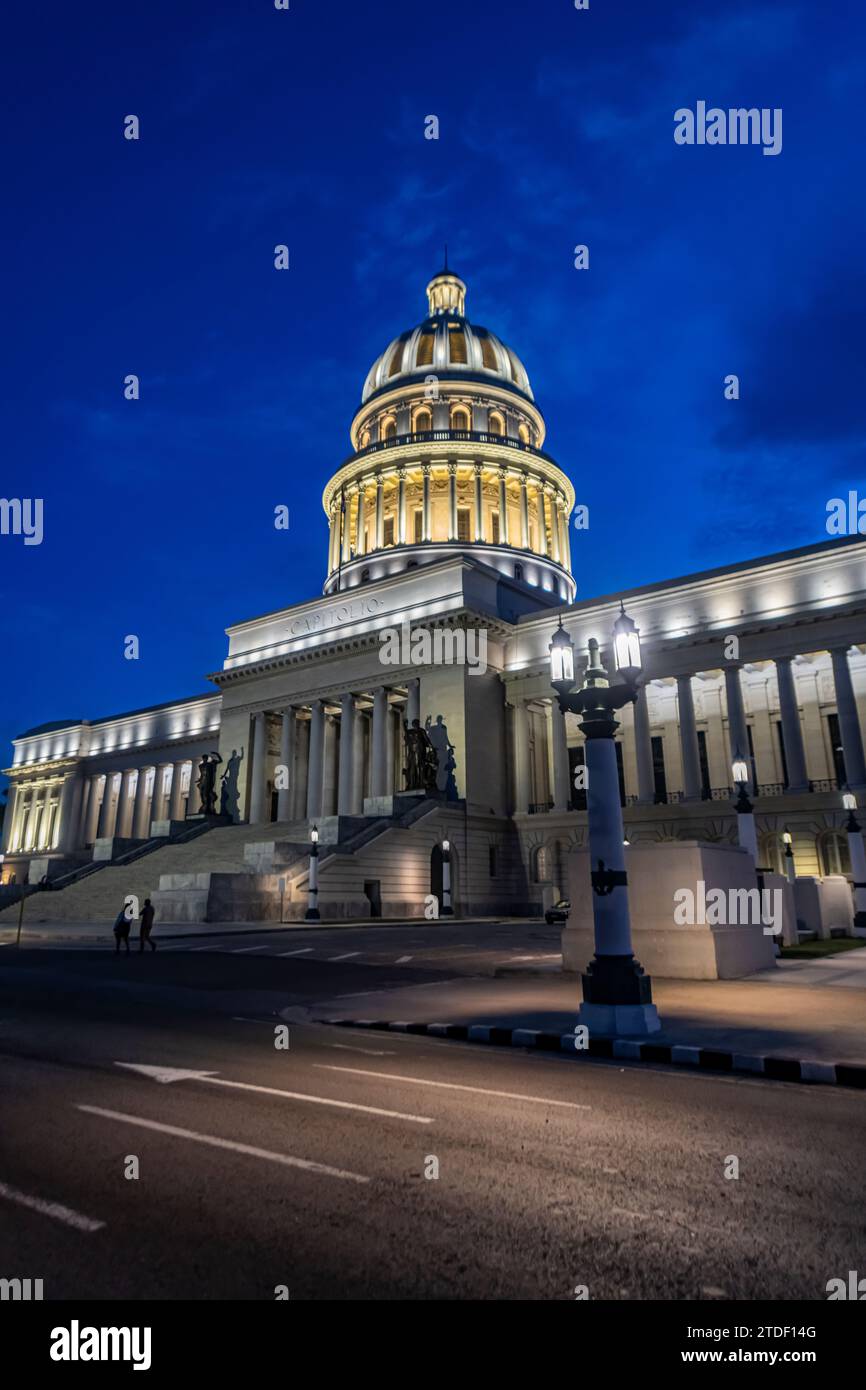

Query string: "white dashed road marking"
[0, 1179, 105, 1232]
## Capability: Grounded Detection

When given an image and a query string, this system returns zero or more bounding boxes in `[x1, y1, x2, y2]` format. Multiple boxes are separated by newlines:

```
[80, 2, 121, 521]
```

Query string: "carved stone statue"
[403, 718, 438, 792]
[425, 715, 458, 797]
[196, 752, 222, 816]
[220, 748, 244, 819]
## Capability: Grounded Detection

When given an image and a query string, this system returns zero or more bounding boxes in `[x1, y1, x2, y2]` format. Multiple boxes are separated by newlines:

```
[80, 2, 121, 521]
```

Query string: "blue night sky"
[2, 0, 864, 795]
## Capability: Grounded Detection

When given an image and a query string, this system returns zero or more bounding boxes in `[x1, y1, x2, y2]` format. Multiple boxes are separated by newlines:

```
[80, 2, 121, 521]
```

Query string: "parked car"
[545, 899, 570, 925]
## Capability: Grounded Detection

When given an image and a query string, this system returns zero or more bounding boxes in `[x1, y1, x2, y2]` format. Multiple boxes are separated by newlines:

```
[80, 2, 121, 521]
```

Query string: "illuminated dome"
[361, 268, 534, 405]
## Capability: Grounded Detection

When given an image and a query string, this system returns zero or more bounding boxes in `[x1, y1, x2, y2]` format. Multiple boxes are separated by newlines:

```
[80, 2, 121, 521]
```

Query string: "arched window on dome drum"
[416, 333, 434, 367]
[488, 412, 504, 437]
[450, 405, 470, 431]
[413, 408, 432, 434]
[819, 830, 851, 877]
[518, 422, 530, 444]
[448, 327, 468, 364]
[479, 334, 498, 371]
[382, 418, 397, 440]
[359, 429, 371, 450]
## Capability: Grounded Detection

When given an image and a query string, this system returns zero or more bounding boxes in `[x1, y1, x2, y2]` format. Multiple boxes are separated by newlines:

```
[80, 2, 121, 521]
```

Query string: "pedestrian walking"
[139, 898, 157, 952]
[112, 906, 131, 954]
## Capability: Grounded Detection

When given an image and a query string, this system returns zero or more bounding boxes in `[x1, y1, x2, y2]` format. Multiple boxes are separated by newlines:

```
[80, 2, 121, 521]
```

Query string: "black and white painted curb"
[319, 1017, 866, 1090]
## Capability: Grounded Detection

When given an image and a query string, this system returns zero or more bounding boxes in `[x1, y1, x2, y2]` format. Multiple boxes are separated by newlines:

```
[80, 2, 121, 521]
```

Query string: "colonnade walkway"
[0, 820, 308, 926]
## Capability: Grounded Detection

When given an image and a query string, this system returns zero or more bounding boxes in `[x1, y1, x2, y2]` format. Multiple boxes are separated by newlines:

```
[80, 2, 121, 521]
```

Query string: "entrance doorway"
[364, 879, 382, 918]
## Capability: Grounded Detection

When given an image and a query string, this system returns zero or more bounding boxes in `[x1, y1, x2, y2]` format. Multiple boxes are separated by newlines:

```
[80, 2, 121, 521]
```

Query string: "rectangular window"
[827, 713, 846, 786]
[413, 509, 423, 543]
[651, 735, 667, 803]
[488, 845, 497, 877]
[697, 730, 711, 797]
[457, 507, 470, 541]
[383, 516, 395, 546]
[491, 511, 500, 544]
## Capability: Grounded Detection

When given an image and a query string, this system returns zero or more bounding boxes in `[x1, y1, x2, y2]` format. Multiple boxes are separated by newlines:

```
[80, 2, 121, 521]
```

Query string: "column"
[474, 464, 483, 541]
[422, 464, 431, 541]
[397, 469, 407, 545]
[97, 773, 117, 838]
[356, 482, 367, 556]
[371, 687, 389, 798]
[294, 717, 310, 820]
[560, 495, 572, 569]
[1, 785, 18, 853]
[306, 700, 325, 820]
[56, 775, 82, 852]
[327, 503, 338, 573]
[406, 677, 420, 726]
[519, 473, 529, 549]
[774, 657, 810, 793]
[341, 489, 353, 563]
[676, 675, 702, 801]
[86, 773, 105, 842]
[511, 700, 531, 813]
[11, 788, 30, 852]
[724, 665, 752, 787]
[249, 711, 268, 824]
[150, 763, 171, 829]
[277, 709, 296, 821]
[24, 793, 41, 851]
[831, 647, 866, 789]
[536, 484, 548, 555]
[546, 485, 560, 562]
[352, 709, 367, 813]
[337, 694, 355, 816]
[498, 468, 508, 544]
[385, 706, 397, 792]
[117, 768, 137, 837]
[633, 684, 656, 804]
[169, 762, 186, 821]
[550, 700, 571, 812]
[447, 462, 457, 540]
[375, 474, 384, 550]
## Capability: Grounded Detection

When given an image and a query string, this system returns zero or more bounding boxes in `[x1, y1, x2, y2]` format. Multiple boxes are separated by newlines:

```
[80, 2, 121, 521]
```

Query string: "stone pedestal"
[564, 840, 777, 980]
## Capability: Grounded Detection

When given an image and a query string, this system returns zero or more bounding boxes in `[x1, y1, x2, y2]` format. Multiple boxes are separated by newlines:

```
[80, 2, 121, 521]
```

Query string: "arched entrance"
[430, 844, 443, 909]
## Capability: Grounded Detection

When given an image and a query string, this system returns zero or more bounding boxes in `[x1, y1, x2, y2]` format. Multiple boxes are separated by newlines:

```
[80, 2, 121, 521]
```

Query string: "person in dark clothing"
[139, 898, 156, 952]
[113, 907, 131, 954]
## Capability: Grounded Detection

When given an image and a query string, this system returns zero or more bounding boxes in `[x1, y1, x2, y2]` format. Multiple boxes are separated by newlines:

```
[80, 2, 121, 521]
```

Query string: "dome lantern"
[426, 269, 466, 317]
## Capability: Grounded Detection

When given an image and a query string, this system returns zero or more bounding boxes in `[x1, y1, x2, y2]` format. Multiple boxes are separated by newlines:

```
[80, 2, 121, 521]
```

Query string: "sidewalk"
[312, 971, 866, 1068]
[0, 915, 521, 946]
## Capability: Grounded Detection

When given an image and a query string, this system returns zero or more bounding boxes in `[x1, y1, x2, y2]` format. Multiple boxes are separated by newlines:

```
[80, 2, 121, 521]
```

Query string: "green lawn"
[781, 937, 866, 959]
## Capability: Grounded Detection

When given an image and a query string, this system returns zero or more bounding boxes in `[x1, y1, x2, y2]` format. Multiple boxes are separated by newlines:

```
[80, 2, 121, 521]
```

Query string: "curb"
[318, 1017, 866, 1091]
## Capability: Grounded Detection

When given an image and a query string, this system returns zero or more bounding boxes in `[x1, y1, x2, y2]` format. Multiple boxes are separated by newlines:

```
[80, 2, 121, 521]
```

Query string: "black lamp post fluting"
[731, 754, 758, 862]
[548, 604, 660, 1035]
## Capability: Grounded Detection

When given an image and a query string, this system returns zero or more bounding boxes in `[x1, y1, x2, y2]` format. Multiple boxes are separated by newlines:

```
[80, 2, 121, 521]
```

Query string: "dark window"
[413, 509, 423, 543]
[488, 845, 497, 877]
[491, 512, 500, 544]
[360, 568, 370, 583]
[383, 516, 395, 546]
[457, 507, 470, 541]
[514, 563, 523, 581]
[828, 713, 846, 786]
[697, 730, 711, 797]
[651, 736, 667, 803]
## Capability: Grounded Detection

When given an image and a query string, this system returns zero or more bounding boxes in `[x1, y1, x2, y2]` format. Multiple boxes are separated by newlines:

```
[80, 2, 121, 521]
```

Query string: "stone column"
[356, 482, 367, 556]
[327, 502, 337, 573]
[676, 675, 702, 801]
[97, 773, 117, 838]
[406, 677, 420, 726]
[56, 775, 82, 852]
[422, 464, 431, 541]
[536, 484, 548, 555]
[352, 709, 367, 813]
[86, 774, 105, 842]
[150, 764, 171, 829]
[1, 784, 18, 854]
[511, 700, 530, 814]
[724, 665, 752, 788]
[520, 473, 530, 549]
[11, 788, 30, 853]
[474, 464, 483, 540]
[633, 685, 656, 804]
[166, 763, 183, 821]
[338, 694, 355, 816]
[294, 717, 310, 820]
[277, 709, 296, 822]
[498, 468, 508, 544]
[447, 462, 458, 540]
[546, 485, 560, 562]
[322, 715, 338, 816]
[249, 711, 268, 825]
[371, 687, 389, 798]
[774, 657, 810, 793]
[397, 469, 407, 545]
[117, 769, 137, 836]
[375, 475, 384, 550]
[306, 700, 325, 820]
[560, 495, 572, 569]
[831, 647, 866, 790]
[550, 700, 571, 812]
[24, 793, 41, 851]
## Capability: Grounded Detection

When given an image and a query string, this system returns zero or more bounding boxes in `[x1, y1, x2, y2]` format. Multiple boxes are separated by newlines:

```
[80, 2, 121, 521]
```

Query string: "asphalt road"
[1, 944, 864, 1301]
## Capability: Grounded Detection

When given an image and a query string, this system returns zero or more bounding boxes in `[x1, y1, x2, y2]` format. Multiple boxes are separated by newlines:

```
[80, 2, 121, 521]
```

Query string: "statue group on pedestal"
[193, 752, 222, 816]
[402, 714, 458, 800]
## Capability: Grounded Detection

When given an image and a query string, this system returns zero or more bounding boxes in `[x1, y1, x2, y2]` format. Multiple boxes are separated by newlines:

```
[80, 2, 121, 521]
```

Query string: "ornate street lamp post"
[441, 838, 453, 916]
[731, 754, 758, 862]
[306, 824, 321, 921]
[548, 605, 660, 1035]
[842, 790, 866, 935]
[782, 829, 796, 885]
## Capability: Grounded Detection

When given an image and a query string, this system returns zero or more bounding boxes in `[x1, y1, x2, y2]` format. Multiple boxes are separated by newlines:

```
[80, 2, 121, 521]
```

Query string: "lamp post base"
[578, 953, 660, 1035]
[305, 908, 321, 921]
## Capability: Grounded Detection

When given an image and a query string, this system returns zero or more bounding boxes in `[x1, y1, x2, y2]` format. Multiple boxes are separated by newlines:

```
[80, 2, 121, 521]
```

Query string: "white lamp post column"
[732, 756, 758, 863]
[843, 792, 866, 935]
[306, 825, 320, 921]
[441, 838, 453, 916]
[783, 830, 796, 885]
